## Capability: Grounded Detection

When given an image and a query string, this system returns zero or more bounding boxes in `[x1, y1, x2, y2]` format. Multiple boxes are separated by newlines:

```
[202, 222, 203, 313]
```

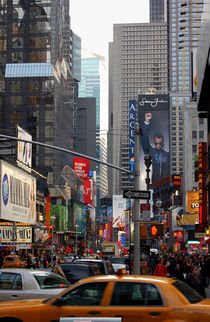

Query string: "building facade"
[150, 0, 168, 22]
[79, 56, 108, 202]
[169, 0, 203, 176]
[0, 0, 75, 195]
[108, 22, 169, 195]
[183, 102, 207, 210]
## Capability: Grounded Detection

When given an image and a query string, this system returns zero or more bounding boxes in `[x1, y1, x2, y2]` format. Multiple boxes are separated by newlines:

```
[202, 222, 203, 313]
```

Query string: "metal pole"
[75, 225, 78, 256]
[134, 123, 141, 275]
[129, 198, 132, 274]
[169, 194, 174, 252]
[12, 222, 16, 254]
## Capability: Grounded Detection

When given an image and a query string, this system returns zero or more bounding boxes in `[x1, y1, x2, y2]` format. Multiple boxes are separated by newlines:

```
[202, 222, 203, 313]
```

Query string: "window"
[192, 145, 197, 154]
[199, 131, 204, 139]
[110, 282, 163, 306]
[192, 131, 197, 139]
[173, 281, 203, 304]
[0, 273, 22, 290]
[55, 282, 107, 306]
[34, 272, 70, 290]
[199, 118, 204, 125]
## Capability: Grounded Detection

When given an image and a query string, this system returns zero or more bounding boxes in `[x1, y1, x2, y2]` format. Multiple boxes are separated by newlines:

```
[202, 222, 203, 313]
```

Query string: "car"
[59, 262, 101, 284]
[0, 273, 209, 321]
[0, 269, 70, 301]
[2, 255, 26, 269]
[109, 256, 129, 272]
[74, 258, 115, 275]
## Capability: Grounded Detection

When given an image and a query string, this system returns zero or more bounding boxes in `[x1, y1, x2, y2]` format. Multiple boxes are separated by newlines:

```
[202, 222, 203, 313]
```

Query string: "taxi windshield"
[173, 280, 204, 304]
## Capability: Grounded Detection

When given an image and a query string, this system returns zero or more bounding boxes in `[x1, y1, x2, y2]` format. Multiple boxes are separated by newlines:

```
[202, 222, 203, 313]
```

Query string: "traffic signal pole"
[134, 123, 141, 275]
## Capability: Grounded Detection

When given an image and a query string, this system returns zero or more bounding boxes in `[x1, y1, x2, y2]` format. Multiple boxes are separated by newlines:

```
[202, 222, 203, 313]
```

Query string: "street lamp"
[51, 215, 56, 253]
[144, 154, 152, 191]
[75, 224, 79, 256]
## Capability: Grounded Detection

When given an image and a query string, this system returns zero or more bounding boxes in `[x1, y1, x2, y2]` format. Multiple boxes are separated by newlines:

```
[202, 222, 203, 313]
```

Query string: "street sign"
[123, 189, 150, 200]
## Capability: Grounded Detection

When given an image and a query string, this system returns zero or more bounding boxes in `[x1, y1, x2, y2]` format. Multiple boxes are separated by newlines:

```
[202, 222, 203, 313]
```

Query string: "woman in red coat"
[154, 258, 167, 277]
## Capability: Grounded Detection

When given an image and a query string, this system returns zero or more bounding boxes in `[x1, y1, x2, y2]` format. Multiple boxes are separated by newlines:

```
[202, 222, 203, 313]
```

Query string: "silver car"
[0, 269, 70, 301]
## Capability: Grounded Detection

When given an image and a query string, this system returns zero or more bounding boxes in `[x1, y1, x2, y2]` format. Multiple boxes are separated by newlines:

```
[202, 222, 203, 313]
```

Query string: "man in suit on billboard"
[142, 112, 169, 184]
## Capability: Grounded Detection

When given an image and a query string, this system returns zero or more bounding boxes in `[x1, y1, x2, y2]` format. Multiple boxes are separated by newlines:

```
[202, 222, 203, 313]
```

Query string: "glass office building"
[79, 57, 108, 201]
[0, 0, 75, 194]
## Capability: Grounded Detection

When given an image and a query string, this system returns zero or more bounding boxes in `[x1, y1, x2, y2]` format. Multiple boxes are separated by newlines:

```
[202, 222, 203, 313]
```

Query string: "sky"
[70, 0, 149, 131]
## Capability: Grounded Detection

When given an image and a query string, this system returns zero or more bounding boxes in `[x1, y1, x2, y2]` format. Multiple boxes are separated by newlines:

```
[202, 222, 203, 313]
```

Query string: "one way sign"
[123, 190, 150, 200]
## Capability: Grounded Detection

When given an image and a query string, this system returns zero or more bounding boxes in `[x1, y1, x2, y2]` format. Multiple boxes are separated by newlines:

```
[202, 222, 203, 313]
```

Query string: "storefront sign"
[0, 226, 32, 243]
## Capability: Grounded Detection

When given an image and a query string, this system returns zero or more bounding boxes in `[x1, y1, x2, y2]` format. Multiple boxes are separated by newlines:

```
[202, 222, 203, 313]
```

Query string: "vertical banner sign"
[17, 126, 32, 173]
[129, 100, 136, 182]
[138, 94, 170, 189]
[84, 179, 92, 205]
[46, 196, 51, 230]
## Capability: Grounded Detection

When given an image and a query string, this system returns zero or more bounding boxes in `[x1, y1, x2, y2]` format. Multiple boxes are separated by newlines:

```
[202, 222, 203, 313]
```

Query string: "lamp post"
[75, 224, 79, 256]
[169, 191, 179, 252]
[51, 215, 56, 253]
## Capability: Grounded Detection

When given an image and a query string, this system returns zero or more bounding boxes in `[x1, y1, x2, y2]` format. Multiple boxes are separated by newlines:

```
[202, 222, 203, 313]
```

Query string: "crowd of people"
[152, 253, 210, 298]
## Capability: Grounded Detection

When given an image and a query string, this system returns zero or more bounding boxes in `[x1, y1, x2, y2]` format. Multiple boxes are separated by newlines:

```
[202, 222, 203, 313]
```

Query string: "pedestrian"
[154, 258, 167, 277]
[53, 264, 66, 279]
[186, 265, 206, 298]
[172, 263, 184, 281]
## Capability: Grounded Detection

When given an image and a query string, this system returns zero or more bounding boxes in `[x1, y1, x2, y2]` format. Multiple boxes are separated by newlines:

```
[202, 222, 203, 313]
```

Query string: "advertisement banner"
[138, 94, 170, 188]
[187, 191, 199, 213]
[84, 179, 92, 205]
[73, 157, 90, 180]
[1, 160, 36, 224]
[17, 126, 32, 173]
[129, 100, 136, 181]
[112, 195, 126, 228]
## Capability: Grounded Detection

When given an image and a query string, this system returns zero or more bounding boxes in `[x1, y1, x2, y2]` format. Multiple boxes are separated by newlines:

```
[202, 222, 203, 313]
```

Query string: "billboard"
[73, 157, 90, 180]
[129, 100, 136, 181]
[187, 191, 199, 213]
[112, 195, 126, 228]
[138, 94, 170, 188]
[17, 126, 32, 173]
[0, 160, 36, 224]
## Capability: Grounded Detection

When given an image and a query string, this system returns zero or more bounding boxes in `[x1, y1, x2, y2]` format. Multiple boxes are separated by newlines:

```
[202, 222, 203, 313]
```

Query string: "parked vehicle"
[74, 258, 115, 275]
[0, 269, 70, 301]
[59, 262, 101, 284]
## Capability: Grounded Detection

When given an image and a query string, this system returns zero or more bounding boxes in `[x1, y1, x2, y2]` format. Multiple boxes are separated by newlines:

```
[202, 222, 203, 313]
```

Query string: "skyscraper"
[79, 56, 108, 201]
[0, 0, 75, 195]
[108, 22, 168, 195]
[150, 0, 167, 22]
[169, 0, 203, 176]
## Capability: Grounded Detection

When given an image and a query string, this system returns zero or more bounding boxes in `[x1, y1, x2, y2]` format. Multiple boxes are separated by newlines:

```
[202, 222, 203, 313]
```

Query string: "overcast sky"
[70, 0, 149, 131]
[70, 0, 149, 59]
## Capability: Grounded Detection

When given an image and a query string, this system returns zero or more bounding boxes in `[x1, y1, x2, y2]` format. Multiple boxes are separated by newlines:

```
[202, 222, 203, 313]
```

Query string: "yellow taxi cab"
[2, 255, 26, 268]
[0, 270, 209, 322]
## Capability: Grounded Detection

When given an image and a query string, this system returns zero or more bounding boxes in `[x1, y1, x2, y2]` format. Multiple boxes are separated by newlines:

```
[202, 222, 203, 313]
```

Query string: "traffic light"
[150, 224, 163, 237]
